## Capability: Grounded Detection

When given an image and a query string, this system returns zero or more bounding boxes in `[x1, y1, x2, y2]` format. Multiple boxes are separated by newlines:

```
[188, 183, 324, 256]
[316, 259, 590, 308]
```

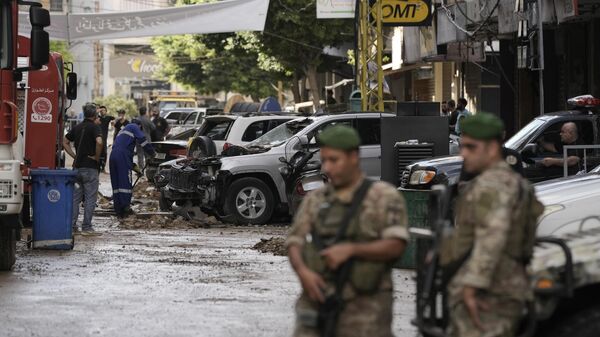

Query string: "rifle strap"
[312, 178, 374, 249]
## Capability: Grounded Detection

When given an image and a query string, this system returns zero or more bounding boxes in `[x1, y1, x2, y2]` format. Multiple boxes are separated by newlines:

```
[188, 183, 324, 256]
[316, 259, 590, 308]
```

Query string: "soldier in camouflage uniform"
[441, 113, 544, 337]
[286, 125, 409, 337]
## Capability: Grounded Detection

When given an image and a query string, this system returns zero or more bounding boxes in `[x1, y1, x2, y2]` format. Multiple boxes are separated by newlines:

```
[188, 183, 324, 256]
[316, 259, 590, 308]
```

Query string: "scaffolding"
[357, 0, 385, 112]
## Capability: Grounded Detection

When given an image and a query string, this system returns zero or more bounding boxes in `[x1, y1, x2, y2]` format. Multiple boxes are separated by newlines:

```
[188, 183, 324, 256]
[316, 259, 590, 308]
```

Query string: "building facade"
[389, 0, 600, 135]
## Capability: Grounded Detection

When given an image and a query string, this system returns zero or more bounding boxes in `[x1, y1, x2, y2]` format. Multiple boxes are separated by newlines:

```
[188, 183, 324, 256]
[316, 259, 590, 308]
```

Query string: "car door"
[354, 116, 382, 180]
[523, 118, 596, 182]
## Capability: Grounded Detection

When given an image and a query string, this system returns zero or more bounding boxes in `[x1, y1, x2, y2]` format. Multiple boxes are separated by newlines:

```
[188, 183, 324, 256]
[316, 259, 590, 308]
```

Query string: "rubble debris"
[133, 180, 161, 200]
[98, 195, 113, 210]
[252, 237, 287, 256]
[118, 214, 222, 230]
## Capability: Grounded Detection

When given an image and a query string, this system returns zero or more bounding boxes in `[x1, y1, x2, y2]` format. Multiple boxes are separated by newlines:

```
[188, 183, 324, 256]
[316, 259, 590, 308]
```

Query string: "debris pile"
[134, 180, 161, 200]
[98, 195, 113, 210]
[252, 237, 287, 256]
[119, 214, 221, 230]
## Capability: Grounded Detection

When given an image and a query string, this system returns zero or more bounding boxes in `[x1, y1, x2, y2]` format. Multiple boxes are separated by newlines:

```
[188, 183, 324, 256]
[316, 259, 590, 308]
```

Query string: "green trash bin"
[396, 189, 431, 269]
[349, 90, 362, 112]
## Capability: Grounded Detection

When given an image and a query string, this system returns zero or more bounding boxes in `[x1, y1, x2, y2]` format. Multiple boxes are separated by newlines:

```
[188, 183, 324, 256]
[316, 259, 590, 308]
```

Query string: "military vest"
[442, 171, 543, 272]
[302, 191, 389, 294]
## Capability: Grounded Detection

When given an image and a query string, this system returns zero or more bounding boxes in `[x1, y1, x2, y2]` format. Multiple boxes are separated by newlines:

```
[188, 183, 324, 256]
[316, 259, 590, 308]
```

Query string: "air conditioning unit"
[395, 141, 434, 186]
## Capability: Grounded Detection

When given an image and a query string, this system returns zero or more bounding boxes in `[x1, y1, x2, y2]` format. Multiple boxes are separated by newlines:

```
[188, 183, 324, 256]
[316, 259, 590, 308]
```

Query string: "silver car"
[536, 166, 600, 236]
[158, 113, 394, 224]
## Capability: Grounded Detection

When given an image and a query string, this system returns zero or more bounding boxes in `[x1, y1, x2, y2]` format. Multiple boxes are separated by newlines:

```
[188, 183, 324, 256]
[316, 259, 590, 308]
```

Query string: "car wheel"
[225, 177, 275, 225]
[188, 136, 217, 159]
[159, 190, 173, 211]
[0, 229, 16, 271]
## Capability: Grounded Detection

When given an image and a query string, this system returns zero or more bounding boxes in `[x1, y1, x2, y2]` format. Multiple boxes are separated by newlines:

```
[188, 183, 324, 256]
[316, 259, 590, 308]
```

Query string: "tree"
[258, 0, 354, 108]
[50, 41, 74, 64]
[151, 0, 289, 101]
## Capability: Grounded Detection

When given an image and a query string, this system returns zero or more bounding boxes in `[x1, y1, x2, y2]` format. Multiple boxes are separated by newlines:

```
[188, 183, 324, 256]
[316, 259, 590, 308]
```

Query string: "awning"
[19, 0, 270, 42]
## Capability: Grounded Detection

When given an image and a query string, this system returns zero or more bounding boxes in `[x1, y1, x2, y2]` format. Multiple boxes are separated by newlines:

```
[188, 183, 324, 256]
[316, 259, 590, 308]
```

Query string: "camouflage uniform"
[442, 161, 543, 337]
[286, 177, 409, 337]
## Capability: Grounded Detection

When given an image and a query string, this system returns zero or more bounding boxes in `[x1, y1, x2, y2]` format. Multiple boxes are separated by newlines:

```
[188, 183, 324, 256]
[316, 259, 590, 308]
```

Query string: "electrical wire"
[439, 0, 500, 38]
[276, 0, 314, 13]
[261, 31, 323, 51]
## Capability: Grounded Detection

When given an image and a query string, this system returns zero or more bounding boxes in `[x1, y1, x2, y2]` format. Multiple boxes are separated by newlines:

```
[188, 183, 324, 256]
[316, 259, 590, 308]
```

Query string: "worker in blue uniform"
[109, 119, 156, 218]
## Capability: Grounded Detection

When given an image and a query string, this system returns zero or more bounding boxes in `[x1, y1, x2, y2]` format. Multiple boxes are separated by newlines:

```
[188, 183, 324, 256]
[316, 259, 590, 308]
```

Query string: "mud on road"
[0, 217, 417, 337]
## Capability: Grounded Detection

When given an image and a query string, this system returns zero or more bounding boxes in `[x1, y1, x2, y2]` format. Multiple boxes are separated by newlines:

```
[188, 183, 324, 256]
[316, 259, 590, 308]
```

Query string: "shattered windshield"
[248, 118, 314, 147]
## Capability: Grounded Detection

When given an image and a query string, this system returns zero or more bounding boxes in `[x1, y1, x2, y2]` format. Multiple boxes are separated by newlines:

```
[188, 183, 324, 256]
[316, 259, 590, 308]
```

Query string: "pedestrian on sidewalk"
[113, 109, 129, 142]
[110, 119, 156, 218]
[97, 105, 115, 173]
[63, 103, 102, 233]
[453, 97, 471, 136]
[151, 107, 169, 141]
[136, 107, 155, 168]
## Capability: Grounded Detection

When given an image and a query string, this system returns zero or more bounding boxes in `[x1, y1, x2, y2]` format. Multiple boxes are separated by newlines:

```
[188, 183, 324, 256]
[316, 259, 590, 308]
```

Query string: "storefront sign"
[109, 55, 161, 79]
[317, 0, 355, 19]
[374, 0, 432, 26]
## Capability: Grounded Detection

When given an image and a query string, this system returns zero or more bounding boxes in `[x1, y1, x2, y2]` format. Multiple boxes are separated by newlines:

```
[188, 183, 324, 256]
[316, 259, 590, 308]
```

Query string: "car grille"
[0, 180, 13, 199]
[167, 166, 200, 192]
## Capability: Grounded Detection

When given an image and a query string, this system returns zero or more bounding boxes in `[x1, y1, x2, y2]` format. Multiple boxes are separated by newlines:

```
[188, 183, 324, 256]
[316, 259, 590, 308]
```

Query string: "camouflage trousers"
[448, 294, 523, 337]
[293, 291, 393, 337]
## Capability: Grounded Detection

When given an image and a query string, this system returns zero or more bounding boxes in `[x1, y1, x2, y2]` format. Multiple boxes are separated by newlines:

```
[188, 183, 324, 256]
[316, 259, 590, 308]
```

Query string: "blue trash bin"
[30, 169, 77, 250]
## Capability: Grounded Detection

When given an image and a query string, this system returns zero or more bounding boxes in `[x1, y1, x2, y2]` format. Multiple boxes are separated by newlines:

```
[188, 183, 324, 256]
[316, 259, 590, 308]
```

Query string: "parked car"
[156, 113, 394, 224]
[163, 109, 194, 125]
[167, 107, 223, 137]
[401, 105, 600, 190]
[146, 114, 295, 180]
[535, 165, 600, 236]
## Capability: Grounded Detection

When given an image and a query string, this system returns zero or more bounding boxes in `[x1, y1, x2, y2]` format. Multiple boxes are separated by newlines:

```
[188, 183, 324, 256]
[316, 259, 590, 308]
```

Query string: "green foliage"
[151, 0, 353, 104]
[49, 41, 74, 64]
[94, 95, 138, 118]
[151, 0, 290, 100]
[259, 0, 353, 73]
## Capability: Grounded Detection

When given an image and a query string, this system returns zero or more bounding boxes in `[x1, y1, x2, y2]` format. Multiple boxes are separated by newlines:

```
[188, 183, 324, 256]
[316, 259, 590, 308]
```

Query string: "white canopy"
[19, 0, 270, 42]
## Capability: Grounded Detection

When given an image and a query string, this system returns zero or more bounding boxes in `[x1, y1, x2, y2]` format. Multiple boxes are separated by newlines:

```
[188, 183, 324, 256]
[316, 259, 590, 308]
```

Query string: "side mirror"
[66, 72, 77, 100]
[522, 143, 538, 157]
[299, 135, 309, 146]
[30, 6, 50, 27]
[29, 7, 50, 69]
[30, 28, 49, 68]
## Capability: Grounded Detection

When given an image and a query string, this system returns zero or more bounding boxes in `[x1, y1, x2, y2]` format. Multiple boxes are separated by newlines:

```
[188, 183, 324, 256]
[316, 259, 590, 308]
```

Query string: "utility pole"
[93, 0, 101, 99]
[357, 0, 384, 112]
[537, 0, 545, 115]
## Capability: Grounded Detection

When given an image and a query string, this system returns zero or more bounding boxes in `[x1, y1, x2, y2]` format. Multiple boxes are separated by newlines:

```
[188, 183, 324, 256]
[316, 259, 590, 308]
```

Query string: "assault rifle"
[410, 185, 452, 337]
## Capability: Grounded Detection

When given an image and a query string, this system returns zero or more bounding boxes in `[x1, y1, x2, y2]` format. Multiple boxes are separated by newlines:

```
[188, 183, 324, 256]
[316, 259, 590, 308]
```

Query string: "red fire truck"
[17, 35, 77, 230]
[0, 1, 51, 270]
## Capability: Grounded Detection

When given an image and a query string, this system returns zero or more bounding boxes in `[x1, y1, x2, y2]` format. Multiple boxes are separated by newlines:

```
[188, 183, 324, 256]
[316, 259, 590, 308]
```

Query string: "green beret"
[317, 125, 361, 150]
[461, 113, 505, 140]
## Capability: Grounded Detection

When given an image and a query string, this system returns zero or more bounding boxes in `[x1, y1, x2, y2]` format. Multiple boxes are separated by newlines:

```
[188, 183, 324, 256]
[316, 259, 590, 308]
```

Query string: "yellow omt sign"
[374, 0, 432, 26]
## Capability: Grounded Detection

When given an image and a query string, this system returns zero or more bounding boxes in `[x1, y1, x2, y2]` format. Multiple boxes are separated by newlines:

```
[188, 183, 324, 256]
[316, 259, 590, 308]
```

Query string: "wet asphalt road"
[0, 218, 417, 337]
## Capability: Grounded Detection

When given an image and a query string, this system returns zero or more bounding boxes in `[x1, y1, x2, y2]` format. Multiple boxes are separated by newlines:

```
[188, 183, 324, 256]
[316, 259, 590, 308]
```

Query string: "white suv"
[147, 114, 296, 179]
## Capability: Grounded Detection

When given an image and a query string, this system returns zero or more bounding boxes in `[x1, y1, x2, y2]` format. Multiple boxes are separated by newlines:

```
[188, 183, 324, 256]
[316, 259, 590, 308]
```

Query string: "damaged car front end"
[155, 145, 274, 219]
